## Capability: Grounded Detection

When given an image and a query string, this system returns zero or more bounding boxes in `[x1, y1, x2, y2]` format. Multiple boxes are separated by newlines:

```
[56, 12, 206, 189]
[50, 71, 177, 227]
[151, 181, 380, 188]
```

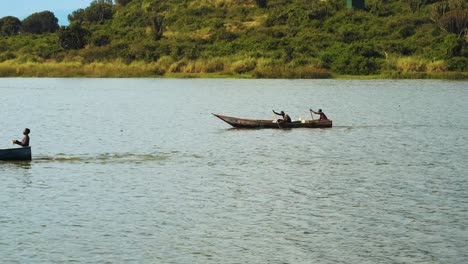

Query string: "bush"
[116, 0, 133, 6]
[427, 60, 447, 72]
[92, 33, 111, 46]
[255, 0, 268, 8]
[321, 43, 384, 75]
[395, 57, 427, 72]
[0, 52, 16, 62]
[58, 24, 90, 49]
[446, 57, 467, 71]
[230, 58, 256, 74]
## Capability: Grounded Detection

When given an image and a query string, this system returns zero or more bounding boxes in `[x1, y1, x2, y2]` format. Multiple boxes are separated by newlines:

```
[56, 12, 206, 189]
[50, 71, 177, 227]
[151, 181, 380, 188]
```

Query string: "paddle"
[309, 109, 314, 120]
[272, 110, 281, 128]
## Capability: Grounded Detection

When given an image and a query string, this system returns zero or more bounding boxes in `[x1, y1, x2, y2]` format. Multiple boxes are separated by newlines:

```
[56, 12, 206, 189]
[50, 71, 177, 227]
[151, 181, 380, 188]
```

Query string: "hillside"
[0, 0, 467, 78]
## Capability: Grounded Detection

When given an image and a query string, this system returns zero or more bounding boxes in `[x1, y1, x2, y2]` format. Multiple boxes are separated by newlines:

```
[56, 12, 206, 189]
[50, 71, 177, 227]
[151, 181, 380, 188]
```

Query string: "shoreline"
[1, 62, 466, 80]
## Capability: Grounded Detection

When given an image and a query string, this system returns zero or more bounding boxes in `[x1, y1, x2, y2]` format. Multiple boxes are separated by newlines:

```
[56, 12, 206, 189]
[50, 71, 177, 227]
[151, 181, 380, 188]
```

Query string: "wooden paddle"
[272, 110, 281, 128]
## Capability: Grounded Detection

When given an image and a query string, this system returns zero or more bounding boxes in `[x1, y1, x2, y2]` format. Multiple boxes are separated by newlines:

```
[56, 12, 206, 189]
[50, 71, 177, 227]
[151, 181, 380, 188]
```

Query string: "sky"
[0, 0, 95, 25]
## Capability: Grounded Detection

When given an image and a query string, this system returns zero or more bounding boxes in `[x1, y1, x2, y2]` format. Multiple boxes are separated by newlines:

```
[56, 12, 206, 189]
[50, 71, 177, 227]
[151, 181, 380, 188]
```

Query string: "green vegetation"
[0, 0, 466, 78]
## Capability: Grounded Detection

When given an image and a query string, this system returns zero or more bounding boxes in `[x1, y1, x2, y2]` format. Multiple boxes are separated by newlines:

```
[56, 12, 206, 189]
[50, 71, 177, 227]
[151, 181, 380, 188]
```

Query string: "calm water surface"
[1, 78, 467, 263]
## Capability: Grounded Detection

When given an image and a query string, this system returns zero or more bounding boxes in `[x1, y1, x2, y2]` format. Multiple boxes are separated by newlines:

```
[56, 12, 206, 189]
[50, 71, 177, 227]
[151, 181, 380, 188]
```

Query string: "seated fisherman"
[273, 110, 292, 124]
[13, 128, 30, 147]
[310, 109, 328, 120]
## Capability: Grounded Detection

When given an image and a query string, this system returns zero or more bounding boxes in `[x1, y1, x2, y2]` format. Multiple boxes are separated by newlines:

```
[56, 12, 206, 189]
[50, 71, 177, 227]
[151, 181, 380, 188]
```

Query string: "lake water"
[0, 78, 467, 263]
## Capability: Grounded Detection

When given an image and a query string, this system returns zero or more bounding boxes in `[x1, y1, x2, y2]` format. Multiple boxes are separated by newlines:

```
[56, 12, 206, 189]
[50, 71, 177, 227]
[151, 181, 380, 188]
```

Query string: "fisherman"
[310, 109, 328, 120]
[13, 128, 30, 147]
[273, 110, 292, 124]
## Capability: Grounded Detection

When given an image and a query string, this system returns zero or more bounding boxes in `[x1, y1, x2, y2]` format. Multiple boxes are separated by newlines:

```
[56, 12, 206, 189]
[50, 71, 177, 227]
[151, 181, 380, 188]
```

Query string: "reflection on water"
[0, 160, 32, 169]
[33, 152, 172, 164]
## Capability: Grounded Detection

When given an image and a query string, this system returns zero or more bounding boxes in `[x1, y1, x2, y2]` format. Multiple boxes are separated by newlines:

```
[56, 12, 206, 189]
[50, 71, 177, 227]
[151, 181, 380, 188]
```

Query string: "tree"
[404, 0, 427, 13]
[68, 9, 85, 24]
[144, 0, 170, 40]
[116, 0, 132, 6]
[149, 15, 164, 40]
[439, 10, 468, 38]
[0, 16, 21, 36]
[85, 1, 114, 23]
[58, 24, 89, 49]
[431, 0, 468, 38]
[21, 11, 59, 34]
[255, 0, 268, 8]
[92, 31, 111, 46]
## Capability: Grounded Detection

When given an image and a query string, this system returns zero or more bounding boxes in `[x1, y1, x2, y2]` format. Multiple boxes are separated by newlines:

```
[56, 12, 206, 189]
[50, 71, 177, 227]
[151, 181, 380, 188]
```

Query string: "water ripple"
[33, 152, 171, 164]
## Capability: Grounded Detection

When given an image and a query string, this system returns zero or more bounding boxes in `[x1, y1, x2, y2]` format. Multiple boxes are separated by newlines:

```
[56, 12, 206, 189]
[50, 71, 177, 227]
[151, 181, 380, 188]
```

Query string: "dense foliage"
[58, 24, 90, 50]
[0, 0, 466, 78]
[21, 11, 59, 34]
[0, 16, 21, 36]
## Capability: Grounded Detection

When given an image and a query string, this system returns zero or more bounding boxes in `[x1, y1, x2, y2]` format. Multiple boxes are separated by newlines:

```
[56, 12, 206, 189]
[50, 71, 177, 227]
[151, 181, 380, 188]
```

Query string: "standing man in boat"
[13, 128, 30, 147]
[273, 110, 292, 124]
[310, 109, 328, 120]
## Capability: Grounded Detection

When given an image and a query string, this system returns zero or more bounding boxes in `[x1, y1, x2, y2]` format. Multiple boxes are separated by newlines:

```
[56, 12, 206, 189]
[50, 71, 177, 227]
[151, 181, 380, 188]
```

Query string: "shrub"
[446, 57, 467, 71]
[203, 58, 225, 72]
[321, 43, 384, 75]
[0, 52, 16, 62]
[255, 0, 268, 8]
[230, 58, 256, 74]
[155, 56, 175, 69]
[395, 57, 427, 72]
[427, 60, 447, 72]
[58, 24, 90, 49]
[92, 32, 111, 46]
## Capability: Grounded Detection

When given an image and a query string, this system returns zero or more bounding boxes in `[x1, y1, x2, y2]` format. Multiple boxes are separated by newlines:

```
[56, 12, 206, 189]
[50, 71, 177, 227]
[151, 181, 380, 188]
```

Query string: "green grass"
[0, 60, 466, 79]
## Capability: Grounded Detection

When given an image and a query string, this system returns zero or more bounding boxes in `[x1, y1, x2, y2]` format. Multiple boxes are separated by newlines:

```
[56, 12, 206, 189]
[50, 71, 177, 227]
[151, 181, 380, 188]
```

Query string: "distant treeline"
[0, 0, 467, 78]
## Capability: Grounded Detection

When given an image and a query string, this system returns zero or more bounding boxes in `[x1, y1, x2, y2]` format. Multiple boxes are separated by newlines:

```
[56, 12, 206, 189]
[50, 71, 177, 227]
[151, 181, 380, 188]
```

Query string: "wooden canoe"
[212, 114, 332, 129]
[0, 147, 32, 161]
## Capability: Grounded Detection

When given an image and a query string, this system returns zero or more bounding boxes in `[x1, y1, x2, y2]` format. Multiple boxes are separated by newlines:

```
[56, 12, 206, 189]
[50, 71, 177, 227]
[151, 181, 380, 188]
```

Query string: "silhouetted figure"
[273, 110, 291, 124]
[13, 128, 30, 147]
[310, 109, 328, 120]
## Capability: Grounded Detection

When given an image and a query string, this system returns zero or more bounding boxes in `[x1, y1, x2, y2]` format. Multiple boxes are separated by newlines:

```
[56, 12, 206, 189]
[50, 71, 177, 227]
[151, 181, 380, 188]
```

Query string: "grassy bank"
[0, 60, 466, 80]
[0, 59, 332, 79]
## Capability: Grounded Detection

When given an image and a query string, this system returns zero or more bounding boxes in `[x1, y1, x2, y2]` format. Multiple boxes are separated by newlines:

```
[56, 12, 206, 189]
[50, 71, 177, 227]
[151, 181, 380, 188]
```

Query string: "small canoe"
[0, 147, 32, 161]
[212, 114, 332, 129]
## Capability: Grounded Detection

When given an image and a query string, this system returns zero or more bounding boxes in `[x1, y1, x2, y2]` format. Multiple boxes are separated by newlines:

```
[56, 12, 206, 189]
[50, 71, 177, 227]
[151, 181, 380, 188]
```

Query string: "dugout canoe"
[0, 147, 32, 161]
[212, 114, 332, 129]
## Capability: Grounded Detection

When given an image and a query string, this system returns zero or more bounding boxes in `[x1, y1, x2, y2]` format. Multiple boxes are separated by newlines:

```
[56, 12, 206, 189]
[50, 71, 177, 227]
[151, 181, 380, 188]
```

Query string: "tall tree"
[58, 24, 89, 49]
[21, 11, 59, 34]
[431, 0, 468, 38]
[439, 10, 468, 38]
[149, 15, 164, 40]
[116, 0, 132, 6]
[83, 1, 114, 23]
[68, 9, 85, 24]
[144, 0, 170, 40]
[0, 16, 21, 36]
[255, 0, 268, 8]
